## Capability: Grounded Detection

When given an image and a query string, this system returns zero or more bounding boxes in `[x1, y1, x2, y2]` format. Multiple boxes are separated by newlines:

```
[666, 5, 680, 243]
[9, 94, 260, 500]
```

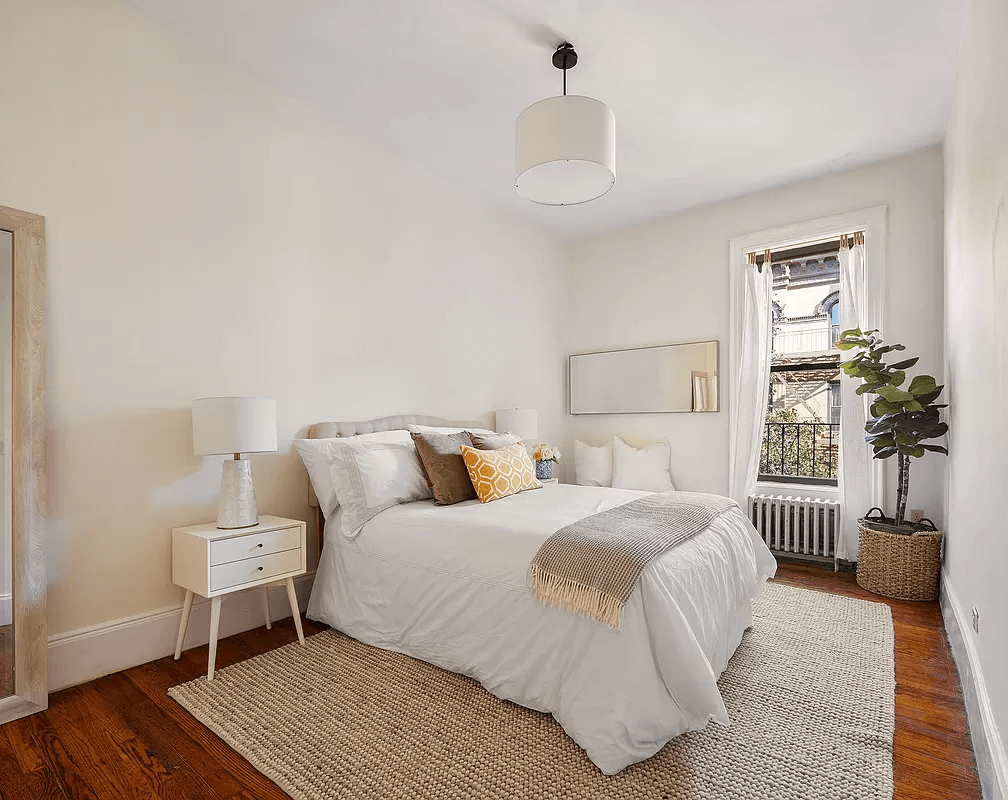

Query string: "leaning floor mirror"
[0, 205, 47, 724]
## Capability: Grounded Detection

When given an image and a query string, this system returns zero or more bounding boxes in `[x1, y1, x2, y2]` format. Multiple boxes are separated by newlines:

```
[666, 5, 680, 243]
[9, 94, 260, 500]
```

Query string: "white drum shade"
[515, 95, 616, 206]
[192, 396, 277, 456]
[495, 408, 538, 441]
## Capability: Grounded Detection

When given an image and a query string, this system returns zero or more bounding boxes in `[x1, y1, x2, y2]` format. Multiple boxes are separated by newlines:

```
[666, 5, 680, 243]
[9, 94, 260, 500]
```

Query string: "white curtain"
[729, 256, 773, 508]
[837, 236, 879, 561]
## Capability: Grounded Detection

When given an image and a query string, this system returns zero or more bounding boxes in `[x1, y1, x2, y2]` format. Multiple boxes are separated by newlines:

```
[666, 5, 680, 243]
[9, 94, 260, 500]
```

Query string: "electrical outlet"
[910, 509, 925, 524]
[972, 606, 979, 634]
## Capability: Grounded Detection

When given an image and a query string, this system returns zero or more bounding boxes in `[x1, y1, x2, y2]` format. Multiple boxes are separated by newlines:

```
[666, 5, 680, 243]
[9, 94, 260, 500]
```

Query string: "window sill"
[755, 480, 839, 500]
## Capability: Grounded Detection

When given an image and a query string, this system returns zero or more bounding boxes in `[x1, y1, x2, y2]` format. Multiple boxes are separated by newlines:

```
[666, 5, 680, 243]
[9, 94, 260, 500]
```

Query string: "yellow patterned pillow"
[460, 442, 542, 503]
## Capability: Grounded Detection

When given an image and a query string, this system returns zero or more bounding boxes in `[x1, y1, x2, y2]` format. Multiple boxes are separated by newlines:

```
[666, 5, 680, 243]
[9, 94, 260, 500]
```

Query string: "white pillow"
[611, 436, 675, 492]
[294, 430, 416, 520]
[574, 439, 613, 487]
[331, 438, 433, 537]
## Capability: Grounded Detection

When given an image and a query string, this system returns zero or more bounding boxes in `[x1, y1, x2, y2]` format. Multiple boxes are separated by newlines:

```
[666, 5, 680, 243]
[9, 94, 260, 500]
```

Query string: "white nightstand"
[172, 515, 307, 680]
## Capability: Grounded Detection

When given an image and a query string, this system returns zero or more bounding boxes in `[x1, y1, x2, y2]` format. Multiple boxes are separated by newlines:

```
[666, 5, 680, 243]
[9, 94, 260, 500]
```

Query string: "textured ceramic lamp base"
[217, 459, 259, 529]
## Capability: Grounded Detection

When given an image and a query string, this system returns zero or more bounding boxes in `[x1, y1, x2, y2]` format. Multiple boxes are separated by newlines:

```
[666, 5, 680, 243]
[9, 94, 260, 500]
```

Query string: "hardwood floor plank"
[21, 706, 102, 800]
[893, 778, 981, 800]
[40, 686, 163, 800]
[113, 734, 192, 800]
[894, 729, 980, 780]
[102, 669, 241, 800]
[4, 720, 49, 775]
[74, 681, 195, 800]
[0, 724, 67, 800]
[0, 565, 982, 799]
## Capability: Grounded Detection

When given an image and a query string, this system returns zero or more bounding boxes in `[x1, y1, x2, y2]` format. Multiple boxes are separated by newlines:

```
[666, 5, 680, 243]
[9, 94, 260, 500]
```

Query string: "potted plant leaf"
[835, 328, 948, 600]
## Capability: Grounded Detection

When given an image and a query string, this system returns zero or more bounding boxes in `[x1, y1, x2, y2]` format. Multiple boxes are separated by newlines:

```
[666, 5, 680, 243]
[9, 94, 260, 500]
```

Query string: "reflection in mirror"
[0, 230, 10, 698]
[569, 340, 719, 414]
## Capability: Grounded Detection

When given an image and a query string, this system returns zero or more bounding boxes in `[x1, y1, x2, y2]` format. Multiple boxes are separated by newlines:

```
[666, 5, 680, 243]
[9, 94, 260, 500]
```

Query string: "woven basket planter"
[856, 519, 943, 601]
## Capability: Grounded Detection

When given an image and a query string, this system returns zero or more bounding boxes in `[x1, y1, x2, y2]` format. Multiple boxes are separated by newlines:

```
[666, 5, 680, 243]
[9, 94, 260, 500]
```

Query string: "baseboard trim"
[0, 592, 10, 627]
[48, 572, 316, 692]
[941, 567, 1008, 800]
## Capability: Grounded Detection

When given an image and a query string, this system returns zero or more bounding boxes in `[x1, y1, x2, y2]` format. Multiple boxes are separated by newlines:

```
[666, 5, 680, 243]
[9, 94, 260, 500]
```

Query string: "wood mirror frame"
[0, 205, 47, 724]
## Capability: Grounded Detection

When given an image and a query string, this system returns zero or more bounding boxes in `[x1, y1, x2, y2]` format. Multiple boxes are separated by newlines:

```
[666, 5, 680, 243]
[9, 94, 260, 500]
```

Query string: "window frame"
[728, 207, 887, 502]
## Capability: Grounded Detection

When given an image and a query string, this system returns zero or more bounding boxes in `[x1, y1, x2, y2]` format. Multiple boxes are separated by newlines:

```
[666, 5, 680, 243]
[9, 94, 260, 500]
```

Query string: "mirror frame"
[0, 205, 46, 724]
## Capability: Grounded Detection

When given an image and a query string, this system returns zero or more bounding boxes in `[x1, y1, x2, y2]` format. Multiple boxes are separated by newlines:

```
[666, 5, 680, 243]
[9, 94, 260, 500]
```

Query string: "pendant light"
[514, 42, 616, 206]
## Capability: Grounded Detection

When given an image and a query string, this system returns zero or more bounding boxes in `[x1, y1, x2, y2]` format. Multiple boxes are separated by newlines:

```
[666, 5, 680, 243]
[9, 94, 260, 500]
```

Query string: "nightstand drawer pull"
[210, 526, 301, 566]
[210, 548, 302, 592]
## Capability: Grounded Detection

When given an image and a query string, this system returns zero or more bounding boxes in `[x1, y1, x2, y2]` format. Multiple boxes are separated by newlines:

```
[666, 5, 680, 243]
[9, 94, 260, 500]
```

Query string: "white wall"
[0, 0, 568, 638]
[943, 0, 1008, 786]
[566, 147, 946, 521]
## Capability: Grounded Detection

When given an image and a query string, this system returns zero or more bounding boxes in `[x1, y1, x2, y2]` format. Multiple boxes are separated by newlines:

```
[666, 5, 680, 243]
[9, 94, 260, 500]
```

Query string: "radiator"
[748, 494, 840, 559]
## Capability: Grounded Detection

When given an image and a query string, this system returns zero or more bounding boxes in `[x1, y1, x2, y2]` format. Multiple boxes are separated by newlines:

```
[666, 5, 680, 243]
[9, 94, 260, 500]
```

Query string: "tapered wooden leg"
[207, 596, 222, 681]
[285, 577, 305, 645]
[262, 587, 272, 630]
[174, 590, 194, 660]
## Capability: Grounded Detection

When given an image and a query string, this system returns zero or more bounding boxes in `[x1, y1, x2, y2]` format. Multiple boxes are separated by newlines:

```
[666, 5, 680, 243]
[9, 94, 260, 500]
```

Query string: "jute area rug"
[169, 582, 895, 799]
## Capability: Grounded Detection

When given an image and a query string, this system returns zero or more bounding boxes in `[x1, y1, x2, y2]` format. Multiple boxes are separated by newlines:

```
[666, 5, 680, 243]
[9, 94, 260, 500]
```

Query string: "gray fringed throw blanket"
[529, 491, 737, 630]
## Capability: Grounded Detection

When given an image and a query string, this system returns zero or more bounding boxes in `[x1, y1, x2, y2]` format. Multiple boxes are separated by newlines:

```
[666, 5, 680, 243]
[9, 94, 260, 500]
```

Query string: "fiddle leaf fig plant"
[836, 328, 948, 528]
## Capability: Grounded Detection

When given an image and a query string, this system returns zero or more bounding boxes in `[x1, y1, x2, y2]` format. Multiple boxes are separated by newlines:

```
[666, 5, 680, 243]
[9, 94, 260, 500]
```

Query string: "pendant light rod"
[552, 42, 577, 97]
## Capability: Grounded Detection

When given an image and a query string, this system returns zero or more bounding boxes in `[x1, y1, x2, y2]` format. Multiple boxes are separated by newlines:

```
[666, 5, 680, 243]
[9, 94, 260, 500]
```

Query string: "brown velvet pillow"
[410, 430, 477, 505]
[466, 430, 522, 450]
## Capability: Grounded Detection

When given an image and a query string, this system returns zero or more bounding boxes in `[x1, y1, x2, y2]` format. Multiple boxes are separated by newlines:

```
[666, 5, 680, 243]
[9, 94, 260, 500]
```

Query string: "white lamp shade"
[192, 397, 277, 456]
[515, 95, 616, 206]
[495, 408, 538, 441]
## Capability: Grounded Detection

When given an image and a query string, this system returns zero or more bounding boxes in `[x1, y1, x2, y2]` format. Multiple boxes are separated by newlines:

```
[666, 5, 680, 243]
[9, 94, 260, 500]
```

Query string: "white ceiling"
[122, 0, 969, 239]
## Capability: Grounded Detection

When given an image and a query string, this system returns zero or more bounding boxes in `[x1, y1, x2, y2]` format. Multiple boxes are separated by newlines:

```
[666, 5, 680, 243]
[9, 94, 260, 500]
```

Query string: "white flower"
[533, 444, 561, 463]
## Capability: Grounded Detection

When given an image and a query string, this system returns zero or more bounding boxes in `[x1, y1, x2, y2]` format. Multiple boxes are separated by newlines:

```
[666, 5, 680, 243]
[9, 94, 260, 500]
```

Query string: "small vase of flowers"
[533, 444, 560, 481]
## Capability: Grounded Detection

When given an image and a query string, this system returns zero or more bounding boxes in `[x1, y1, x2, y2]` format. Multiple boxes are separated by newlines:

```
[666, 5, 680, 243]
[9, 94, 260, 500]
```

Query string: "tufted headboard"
[307, 413, 458, 445]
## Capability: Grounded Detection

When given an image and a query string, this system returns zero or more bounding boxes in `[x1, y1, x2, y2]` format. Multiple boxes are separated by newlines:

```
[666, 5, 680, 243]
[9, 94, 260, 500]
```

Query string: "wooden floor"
[0, 563, 981, 799]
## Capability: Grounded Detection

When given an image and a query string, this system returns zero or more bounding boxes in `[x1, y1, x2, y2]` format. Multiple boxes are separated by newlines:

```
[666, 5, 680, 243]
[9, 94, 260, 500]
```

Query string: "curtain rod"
[748, 230, 864, 271]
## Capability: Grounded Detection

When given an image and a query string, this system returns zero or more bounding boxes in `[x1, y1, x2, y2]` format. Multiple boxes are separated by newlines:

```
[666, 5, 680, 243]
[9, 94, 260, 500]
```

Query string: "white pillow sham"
[611, 436, 675, 492]
[294, 429, 417, 520]
[573, 439, 613, 487]
[331, 438, 433, 537]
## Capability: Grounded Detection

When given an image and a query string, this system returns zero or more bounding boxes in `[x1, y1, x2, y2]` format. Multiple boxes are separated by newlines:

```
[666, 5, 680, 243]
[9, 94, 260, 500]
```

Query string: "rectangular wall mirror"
[569, 340, 719, 414]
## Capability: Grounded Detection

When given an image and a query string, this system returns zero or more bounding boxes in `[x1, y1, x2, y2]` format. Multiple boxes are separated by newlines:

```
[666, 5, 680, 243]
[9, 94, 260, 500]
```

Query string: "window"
[730, 209, 883, 563]
[760, 250, 841, 486]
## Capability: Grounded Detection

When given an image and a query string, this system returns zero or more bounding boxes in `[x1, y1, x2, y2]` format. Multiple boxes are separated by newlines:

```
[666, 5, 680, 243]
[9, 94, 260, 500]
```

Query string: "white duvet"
[307, 484, 777, 774]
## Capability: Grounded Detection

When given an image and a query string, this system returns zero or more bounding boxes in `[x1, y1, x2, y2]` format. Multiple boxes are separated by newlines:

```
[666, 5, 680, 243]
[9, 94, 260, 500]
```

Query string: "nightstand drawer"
[210, 526, 301, 566]
[210, 548, 301, 592]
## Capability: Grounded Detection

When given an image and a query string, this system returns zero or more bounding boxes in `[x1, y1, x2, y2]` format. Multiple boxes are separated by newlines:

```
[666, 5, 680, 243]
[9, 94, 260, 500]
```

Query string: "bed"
[303, 415, 778, 775]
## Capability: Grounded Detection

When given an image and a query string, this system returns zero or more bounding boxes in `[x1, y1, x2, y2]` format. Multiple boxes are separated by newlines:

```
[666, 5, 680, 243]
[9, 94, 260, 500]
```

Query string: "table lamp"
[192, 397, 277, 529]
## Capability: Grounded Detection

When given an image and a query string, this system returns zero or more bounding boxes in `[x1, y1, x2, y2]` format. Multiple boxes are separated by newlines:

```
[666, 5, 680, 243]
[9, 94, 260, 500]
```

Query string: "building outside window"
[760, 250, 841, 486]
